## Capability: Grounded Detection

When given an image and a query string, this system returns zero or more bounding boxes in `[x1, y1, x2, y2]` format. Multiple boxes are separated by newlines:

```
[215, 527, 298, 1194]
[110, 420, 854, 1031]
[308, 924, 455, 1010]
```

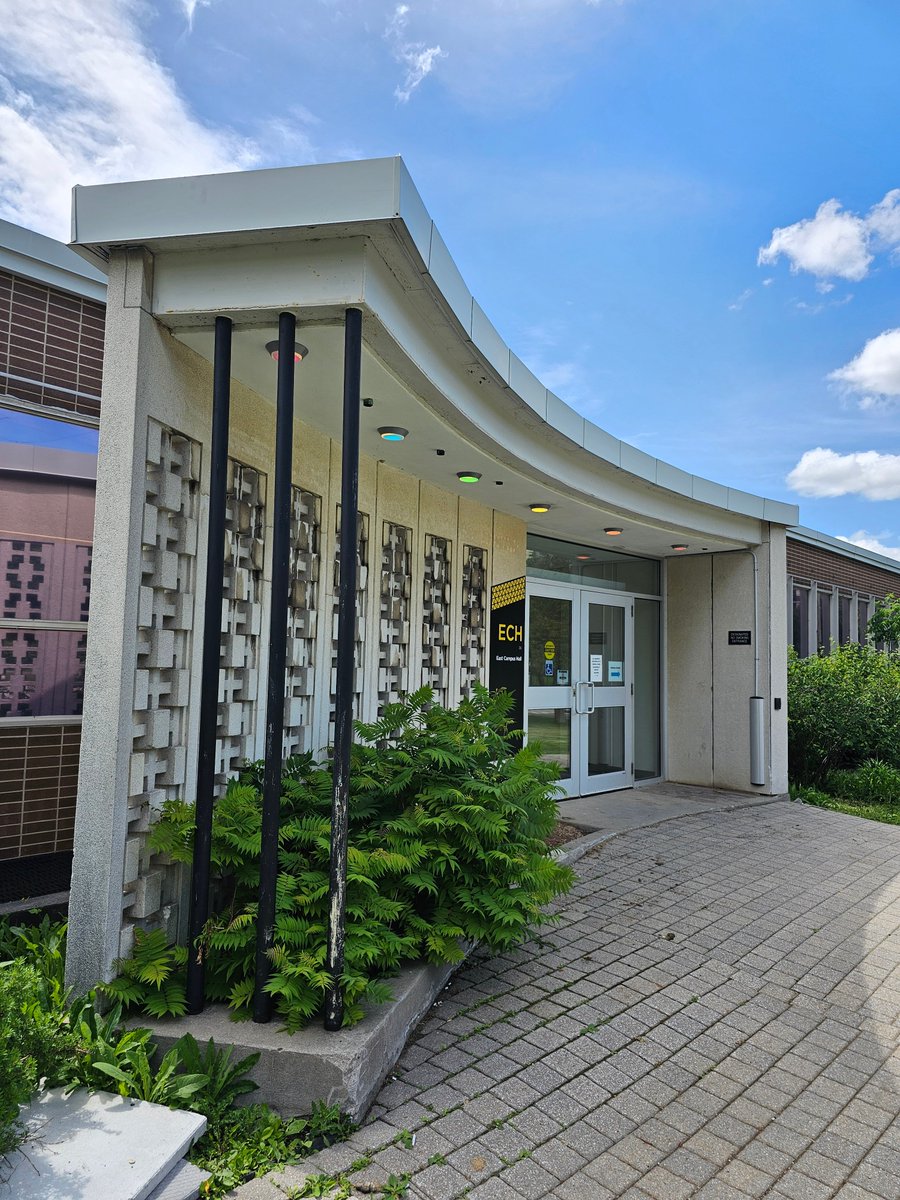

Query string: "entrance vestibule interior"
[525, 535, 662, 798]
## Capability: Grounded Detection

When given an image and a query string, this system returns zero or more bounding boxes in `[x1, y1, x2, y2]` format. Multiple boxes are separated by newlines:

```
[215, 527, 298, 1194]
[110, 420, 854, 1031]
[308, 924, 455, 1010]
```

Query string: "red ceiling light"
[265, 340, 309, 363]
[604, 527, 623, 537]
[671, 544, 688, 552]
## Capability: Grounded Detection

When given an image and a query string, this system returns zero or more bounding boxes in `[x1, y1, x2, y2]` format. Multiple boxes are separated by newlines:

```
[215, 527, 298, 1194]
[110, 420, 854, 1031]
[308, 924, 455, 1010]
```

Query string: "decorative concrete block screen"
[123, 421, 200, 951]
[460, 544, 488, 694]
[217, 459, 266, 787]
[422, 534, 452, 707]
[284, 486, 321, 757]
[379, 521, 412, 710]
[330, 507, 369, 740]
[132, 422, 199, 813]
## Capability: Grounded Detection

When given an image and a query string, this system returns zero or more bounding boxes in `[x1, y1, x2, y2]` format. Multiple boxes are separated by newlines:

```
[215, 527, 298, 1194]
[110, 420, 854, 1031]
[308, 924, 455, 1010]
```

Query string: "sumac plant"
[146, 686, 572, 1029]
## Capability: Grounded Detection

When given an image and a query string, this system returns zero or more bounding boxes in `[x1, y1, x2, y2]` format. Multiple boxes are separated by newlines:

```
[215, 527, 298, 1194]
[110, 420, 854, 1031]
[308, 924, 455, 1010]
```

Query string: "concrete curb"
[144, 957, 467, 1124]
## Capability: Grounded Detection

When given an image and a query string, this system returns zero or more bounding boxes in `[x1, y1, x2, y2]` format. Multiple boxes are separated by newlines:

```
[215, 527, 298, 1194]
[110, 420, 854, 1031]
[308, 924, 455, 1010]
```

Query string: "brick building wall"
[0, 269, 104, 421]
[787, 537, 900, 597]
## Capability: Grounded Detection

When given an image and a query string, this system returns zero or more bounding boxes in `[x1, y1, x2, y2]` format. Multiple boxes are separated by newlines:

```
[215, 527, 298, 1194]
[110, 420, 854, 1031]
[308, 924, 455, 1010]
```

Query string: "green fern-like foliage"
[141, 686, 571, 1029]
[104, 928, 188, 1017]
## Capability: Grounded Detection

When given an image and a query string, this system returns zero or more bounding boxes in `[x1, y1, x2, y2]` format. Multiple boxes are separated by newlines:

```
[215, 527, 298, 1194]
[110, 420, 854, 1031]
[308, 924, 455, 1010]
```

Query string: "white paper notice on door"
[589, 654, 603, 683]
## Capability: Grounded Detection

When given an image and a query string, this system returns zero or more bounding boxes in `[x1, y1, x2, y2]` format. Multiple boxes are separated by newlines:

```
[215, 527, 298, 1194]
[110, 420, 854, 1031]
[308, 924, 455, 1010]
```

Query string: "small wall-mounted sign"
[728, 630, 752, 645]
[544, 659, 555, 676]
[608, 661, 623, 682]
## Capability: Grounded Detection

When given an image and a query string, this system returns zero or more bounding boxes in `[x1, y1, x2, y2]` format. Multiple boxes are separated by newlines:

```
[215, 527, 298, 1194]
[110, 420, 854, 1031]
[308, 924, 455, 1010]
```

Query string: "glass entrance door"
[526, 586, 635, 796]
[578, 594, 632, 794]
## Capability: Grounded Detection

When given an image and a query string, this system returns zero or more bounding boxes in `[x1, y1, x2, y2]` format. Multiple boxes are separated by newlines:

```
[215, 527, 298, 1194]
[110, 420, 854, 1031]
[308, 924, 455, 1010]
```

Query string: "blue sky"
[1, 0, 898, 555]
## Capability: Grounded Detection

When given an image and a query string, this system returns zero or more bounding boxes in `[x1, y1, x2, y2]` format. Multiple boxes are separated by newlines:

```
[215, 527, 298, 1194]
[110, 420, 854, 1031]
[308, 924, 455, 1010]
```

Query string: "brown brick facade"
[787, 537, 900, 598]
[0, 723, 81, 859]
[0, 269, 104, 421]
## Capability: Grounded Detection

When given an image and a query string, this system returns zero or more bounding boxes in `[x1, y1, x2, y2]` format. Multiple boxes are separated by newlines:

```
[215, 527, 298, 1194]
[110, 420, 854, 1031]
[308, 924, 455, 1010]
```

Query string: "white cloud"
[0, 0, 259, 238]
[867, 188, 900, 252]
[837, 530, 900, 562]
[829, 328, 900, 406]
[728, 287, 753, 312]
[381, 0, 629, 110]
[385, 3, 446, 102]
[180, 0, 212, 31]
[758, 199, 871, 281]
[787, 447, 900, 500]
[759, 188, 900, 284]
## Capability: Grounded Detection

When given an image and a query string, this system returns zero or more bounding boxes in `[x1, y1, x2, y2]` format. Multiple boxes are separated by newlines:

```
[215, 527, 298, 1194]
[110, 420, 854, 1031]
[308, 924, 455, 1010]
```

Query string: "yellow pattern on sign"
[544, 640, 555, 659]
[490, 576, 526, 611]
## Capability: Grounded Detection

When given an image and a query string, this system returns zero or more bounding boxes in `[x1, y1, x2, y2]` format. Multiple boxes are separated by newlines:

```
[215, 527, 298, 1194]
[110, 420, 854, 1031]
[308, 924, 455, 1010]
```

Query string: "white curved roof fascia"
[69, 156, 798, 528]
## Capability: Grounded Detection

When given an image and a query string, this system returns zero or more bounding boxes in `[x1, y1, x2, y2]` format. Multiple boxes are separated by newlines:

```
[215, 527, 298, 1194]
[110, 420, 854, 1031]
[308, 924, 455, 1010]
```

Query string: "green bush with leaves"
[0, 960, 75, 1156]
[103, 927, 188, 1017]
[868, 593, 900, 648]
[143, 686, 570, 1029]
[826, 759, 900, 805]
[787, 644, 900, 785]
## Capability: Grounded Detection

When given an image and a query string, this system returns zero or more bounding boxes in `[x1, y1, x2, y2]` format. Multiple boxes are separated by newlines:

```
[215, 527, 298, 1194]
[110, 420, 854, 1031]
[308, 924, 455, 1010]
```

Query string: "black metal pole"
[186, 315, 232, 1015]
[253, 311, 296, 1023]
[325, 307, 362, 1031]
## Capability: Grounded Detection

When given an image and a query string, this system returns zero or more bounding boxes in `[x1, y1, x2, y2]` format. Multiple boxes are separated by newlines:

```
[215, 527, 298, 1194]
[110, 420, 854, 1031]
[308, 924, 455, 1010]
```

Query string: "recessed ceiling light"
[576, 554, 591, 561]
[378, 426, 408, 442]
[457, 471, 482, 484]
[671, 544, 688, 552]
[529, 503, 551, 513]
[265, 340, 309, 363]
[604, 527, 623, 536]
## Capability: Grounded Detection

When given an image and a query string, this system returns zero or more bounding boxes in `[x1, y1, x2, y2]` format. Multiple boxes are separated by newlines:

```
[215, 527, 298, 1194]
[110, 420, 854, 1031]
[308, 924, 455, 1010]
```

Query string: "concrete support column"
[67, 250, 157, 992]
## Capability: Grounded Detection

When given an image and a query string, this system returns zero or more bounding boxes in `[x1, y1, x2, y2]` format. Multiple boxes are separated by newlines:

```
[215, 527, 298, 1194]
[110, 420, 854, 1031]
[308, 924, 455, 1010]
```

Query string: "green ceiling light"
[378, 426, 408, 442]
[265, 339, 309, 363]
[457, 471, 482, 483]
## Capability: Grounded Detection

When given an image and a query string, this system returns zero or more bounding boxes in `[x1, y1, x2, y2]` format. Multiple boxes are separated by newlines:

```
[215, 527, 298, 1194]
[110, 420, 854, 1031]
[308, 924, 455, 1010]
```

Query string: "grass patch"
[801, 793, 900, 827]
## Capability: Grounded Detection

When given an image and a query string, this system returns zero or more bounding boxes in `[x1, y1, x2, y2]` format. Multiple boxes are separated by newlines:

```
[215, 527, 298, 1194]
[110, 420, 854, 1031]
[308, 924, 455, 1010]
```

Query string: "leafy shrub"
[826, 759, 900, 805]
[0, 961, 74, 1156]
[787, 644, 900, 785]
[143, 686, 570, 1028]
[103, 928, 188, 1017]
[788, 783, 833, 807]
[172, 1034, 260, 1120]
[868, 593, 900, 648]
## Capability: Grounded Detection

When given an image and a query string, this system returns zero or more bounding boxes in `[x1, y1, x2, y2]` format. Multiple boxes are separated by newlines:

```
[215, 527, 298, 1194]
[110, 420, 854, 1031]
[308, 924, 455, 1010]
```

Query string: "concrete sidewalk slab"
[557, 781, 782, 834]
[3, 1088, 206, 1200]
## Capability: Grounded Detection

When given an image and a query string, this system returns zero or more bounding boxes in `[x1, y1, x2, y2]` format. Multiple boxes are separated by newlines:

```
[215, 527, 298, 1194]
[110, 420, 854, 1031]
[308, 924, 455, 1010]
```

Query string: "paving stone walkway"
[243, 801, 900, 1200]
